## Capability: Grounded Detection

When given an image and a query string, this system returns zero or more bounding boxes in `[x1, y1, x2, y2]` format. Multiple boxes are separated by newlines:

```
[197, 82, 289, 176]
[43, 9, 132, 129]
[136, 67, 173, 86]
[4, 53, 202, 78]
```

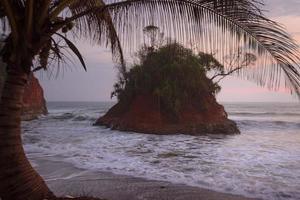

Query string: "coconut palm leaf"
[0, 0, 299, 94]
[55, 32, 87, 71]
[67, 0, 126, 77]
[98, 0, 300, 96]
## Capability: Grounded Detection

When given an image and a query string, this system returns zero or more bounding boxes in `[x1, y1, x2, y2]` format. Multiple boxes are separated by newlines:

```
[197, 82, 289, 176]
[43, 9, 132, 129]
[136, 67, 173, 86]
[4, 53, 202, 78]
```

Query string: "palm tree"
[0, 0, 299, 199]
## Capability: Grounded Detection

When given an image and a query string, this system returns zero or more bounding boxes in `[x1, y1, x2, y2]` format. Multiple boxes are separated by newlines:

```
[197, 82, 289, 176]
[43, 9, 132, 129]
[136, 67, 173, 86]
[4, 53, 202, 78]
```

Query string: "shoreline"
[31, 157, 259, 200]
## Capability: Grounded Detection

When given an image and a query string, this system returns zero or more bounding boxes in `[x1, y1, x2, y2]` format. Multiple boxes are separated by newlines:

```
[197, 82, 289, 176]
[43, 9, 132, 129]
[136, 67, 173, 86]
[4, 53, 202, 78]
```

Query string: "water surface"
[23, 102, 300, 200]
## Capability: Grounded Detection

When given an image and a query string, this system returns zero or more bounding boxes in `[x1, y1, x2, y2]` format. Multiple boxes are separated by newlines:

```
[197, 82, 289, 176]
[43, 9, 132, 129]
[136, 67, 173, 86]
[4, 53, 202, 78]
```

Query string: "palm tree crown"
[0, 0, 299, 94]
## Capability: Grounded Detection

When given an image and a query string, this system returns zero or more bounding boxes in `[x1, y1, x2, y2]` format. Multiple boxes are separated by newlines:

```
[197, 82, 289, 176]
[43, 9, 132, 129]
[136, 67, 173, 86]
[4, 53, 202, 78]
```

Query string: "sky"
[37, 0, 300, 102]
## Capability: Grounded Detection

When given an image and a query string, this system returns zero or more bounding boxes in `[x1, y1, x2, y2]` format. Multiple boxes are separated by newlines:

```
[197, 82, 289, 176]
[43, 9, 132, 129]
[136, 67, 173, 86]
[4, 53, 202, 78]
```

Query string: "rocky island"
[96, 93, 239, 135]
[95, 43, 239, 135]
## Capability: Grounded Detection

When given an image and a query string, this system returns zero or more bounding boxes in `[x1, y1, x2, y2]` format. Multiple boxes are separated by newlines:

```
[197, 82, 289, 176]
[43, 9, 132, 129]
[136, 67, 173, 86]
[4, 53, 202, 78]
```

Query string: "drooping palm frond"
[0, 0, 299, 96]
[0, 0, 126, 76]
[63, 0, 126, 77]
[200, 0, 300, 95]
[101, 0, 300, 96]
[56, 33, 87, 71]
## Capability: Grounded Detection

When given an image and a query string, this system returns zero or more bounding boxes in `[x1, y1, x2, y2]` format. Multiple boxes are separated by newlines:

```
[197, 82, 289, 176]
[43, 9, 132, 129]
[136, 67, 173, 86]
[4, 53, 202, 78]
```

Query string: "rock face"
[95, 93, 239, 135]
[21, 74, 48, 120]
[0, 72, 48, 121]
[0, 39, 47, 120]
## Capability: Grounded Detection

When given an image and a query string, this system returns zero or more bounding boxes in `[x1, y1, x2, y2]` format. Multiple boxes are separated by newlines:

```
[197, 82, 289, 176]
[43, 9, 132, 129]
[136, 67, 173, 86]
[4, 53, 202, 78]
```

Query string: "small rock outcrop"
[95, 43, 239, 135]
[95, 93, 239, 135]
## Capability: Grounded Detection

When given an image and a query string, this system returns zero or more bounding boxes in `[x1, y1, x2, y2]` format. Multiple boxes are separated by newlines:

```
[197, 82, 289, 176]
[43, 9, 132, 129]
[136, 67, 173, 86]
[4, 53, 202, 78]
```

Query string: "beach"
[32, 158, 257, 200]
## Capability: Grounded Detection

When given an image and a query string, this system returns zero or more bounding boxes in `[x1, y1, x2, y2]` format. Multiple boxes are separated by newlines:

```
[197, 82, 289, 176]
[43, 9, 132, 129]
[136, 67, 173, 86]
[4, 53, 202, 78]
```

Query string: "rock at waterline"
[95, 93, 239, 135]
[0, 69, 47, 121]
[21, 74, 48, 121]
[95, 43, 240, 135]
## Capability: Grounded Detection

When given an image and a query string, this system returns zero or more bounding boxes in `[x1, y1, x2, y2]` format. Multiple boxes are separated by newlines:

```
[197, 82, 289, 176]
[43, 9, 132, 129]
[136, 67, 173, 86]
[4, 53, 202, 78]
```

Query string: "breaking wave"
[22, 102, 300, 200]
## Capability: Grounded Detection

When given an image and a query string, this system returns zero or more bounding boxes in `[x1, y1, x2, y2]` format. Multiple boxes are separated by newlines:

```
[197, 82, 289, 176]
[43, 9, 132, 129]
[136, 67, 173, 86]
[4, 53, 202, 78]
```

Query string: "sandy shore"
[30, 157, 260, 200]
[31, 158, 253, 200]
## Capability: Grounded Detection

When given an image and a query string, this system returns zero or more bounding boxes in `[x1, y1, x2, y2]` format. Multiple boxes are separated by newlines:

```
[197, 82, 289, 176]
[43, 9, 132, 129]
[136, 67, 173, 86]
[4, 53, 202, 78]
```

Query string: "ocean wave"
[22, 102, 300, 200]
[52, 112, 75, 120]
[23, 126, 300, 200]
[49, 112, 100, 122]
[236, 119, 300, 130]
[229, 111, 300, 117]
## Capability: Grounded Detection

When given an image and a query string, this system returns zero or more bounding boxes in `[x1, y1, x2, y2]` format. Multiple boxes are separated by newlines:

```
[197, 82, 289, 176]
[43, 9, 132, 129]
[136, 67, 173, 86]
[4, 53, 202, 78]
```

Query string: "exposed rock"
[0, 39, 47, 120]
[21, 74, 48, 121]
[96, 43, 239, 135]
[0, 70, 48, 121]
[95, 93, 240, 135]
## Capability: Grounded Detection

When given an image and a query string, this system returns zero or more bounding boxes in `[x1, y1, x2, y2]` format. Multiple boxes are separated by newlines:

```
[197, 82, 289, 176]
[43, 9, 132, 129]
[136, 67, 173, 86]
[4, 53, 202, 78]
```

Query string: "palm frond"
[0, 0, 20, 45]
[65, 0, 126, 77]
[0, 0, 299, 97]
[56, 32, 87, 71]
[37, 38, 51, 71]
[102, 0, 300, 96]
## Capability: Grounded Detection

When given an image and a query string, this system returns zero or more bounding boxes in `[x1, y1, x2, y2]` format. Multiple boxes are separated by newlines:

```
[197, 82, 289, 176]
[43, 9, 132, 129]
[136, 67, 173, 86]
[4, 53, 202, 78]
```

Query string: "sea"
[22, 102, 300, 200]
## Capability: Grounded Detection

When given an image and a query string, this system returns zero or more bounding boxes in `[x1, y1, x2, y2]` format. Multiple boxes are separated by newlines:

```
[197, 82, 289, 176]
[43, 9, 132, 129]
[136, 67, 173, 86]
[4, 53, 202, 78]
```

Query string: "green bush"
[112, 43, 223, 117]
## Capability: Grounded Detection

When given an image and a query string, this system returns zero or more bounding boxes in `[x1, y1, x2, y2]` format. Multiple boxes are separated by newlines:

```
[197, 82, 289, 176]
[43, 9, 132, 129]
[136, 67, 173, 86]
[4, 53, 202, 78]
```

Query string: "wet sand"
[30, 157, 259, 200]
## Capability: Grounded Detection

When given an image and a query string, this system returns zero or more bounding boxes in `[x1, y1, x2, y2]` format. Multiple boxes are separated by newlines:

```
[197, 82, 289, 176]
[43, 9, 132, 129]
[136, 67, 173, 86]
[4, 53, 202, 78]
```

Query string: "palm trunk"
[0, 69, 53, 200]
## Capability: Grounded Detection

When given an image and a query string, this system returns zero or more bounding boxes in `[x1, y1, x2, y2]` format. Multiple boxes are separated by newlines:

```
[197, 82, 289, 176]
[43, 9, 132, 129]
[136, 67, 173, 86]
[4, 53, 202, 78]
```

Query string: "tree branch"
[210, 66, 243, 82]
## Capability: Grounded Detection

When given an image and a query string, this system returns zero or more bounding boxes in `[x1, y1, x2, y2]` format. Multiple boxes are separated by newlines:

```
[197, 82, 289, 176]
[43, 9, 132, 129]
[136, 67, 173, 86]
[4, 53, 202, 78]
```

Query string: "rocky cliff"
[0, 38, 47, 120]
[95, 93, 239, 135]
[0, 70, 48, 121]
[21, 74, 48, 120]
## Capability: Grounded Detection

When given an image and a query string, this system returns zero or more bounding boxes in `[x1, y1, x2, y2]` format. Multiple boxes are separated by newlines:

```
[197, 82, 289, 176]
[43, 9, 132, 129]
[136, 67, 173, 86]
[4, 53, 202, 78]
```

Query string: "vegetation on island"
[100, 32, 255, 133]
[112, 26, 257, 120]
[112, 42, 224, 117]
[0, 1, 300, 200]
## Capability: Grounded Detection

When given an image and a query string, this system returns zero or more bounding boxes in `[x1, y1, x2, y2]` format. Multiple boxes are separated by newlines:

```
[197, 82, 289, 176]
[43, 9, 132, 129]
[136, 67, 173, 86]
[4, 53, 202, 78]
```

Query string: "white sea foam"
[22, 102, 300, 200]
